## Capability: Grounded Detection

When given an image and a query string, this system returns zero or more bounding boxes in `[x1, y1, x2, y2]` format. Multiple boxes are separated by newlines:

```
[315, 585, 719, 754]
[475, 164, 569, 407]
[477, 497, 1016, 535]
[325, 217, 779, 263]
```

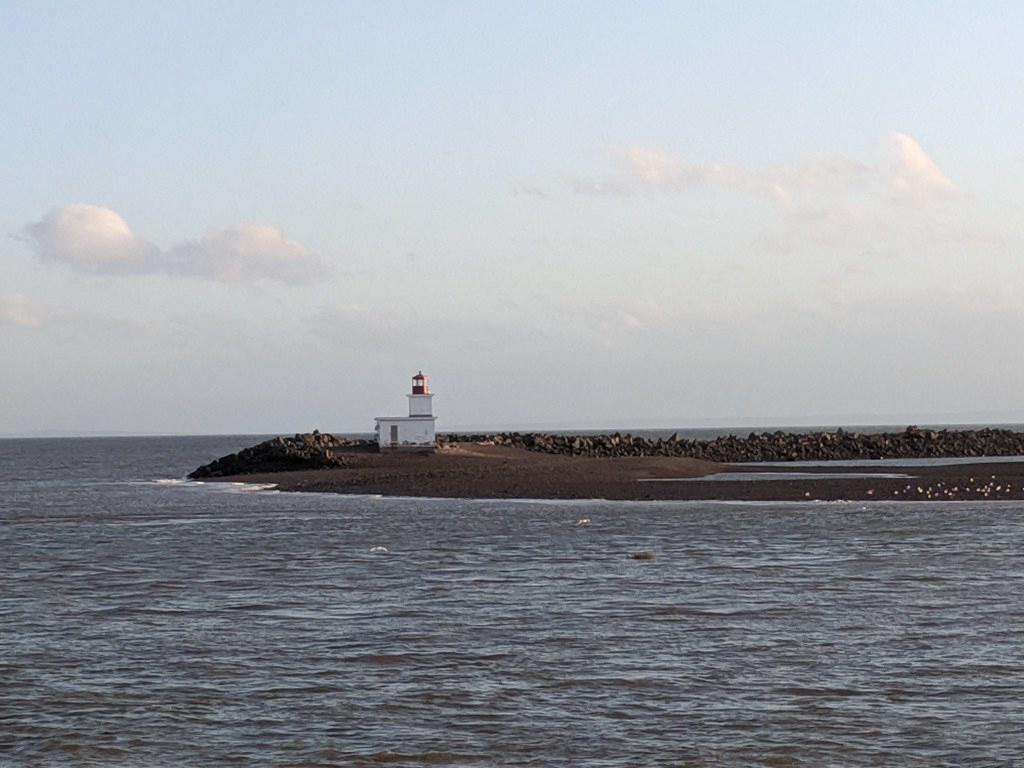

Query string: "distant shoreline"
[441, 426, 1024, 463]
[5, 419, 1024, 441]
[203, 441, 1024, 503]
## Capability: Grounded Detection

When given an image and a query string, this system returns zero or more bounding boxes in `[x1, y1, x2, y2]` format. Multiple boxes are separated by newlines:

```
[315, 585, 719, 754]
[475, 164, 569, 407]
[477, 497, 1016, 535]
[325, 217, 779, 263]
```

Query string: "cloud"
[23, 204, 327, 284]
[622, 146, 742, 192]
[0, 294, 42, 328]
[624, 146, 694, 186]
[888, 132, 956, 199]
[573, 133, 956, 207]
[166, 225, 326, 283]
[25, 204, 158, 274]
[571, 147, 714, 196]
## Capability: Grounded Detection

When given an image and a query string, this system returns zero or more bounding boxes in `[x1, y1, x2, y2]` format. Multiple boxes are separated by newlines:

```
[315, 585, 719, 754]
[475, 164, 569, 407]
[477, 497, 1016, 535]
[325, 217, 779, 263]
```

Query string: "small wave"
[650, 605, 770, 618]
[151, 478, 279, 493]
[345, 653, 416, 665]
[229, 483, 279, 492]
[121, 517, 222, 527]
[365, 751, 482, 765]
[775, 685, 865, 698]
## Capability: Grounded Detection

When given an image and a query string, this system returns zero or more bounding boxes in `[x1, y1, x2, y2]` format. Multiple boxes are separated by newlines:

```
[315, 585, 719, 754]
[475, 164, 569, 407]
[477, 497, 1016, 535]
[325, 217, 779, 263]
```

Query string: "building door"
[389, 424, 399, 445]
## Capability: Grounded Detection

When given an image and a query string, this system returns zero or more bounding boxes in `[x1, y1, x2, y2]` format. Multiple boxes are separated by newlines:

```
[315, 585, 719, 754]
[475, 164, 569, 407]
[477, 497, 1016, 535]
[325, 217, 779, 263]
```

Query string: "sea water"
[2, 435, 1023, 766]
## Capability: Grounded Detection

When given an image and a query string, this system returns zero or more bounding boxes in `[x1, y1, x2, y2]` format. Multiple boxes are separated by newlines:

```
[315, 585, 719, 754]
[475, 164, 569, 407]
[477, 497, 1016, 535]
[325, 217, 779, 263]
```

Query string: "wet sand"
[209, 443, 1024, 502]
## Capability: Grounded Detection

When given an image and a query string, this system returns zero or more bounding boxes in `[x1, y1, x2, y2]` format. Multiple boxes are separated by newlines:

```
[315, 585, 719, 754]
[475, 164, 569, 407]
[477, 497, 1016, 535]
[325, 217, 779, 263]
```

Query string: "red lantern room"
[412, 371, 430, 395]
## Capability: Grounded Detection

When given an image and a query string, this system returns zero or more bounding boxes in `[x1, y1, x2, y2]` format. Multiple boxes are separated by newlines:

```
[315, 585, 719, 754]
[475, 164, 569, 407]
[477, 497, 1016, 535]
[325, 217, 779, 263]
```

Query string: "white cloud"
[166, 225, 327, 283]
[888, 132, 956, 199]
[0, 294, 42, 328]
[624, 146, 697, 186]
[23, 204, 327, 284]
[574, 133, 957, 207]
[25, 204, 158, 274]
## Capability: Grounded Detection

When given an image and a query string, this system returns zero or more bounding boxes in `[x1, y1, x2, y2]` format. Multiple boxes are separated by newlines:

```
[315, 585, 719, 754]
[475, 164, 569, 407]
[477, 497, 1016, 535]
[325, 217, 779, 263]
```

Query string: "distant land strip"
[443, 426, 1024, 463]
[188, 426, 1024, 481]
[185, 428, 1024, 503]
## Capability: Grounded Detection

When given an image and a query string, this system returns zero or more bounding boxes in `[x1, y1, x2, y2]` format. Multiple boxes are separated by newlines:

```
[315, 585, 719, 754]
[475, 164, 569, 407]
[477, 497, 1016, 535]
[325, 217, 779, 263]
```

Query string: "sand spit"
[197, 440, 1024, 503]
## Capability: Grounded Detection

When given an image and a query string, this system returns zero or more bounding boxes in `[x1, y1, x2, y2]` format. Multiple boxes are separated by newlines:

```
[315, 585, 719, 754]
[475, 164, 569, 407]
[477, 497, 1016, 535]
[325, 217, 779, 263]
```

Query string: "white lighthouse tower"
[374, 371, 437, 451]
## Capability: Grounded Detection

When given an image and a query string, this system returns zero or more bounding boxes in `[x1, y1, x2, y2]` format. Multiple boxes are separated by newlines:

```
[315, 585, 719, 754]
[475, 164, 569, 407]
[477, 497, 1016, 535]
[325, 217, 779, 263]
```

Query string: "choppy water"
[2, 436, 1024, 766]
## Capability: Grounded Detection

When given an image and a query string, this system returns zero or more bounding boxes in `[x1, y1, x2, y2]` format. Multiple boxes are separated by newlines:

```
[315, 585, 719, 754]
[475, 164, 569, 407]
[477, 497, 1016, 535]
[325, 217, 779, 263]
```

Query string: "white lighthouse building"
[374, 371, 437, 451]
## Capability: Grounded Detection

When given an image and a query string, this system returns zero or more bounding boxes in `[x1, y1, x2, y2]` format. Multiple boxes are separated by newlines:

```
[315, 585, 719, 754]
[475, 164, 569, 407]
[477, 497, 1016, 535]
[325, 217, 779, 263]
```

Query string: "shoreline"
[204, 443, 1024, 503]
[191, 479, 1024, 507]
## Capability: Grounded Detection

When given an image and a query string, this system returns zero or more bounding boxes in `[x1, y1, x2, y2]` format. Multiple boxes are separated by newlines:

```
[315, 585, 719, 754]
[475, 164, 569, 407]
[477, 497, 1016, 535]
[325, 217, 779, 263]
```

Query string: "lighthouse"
[374, 371, 437, 451]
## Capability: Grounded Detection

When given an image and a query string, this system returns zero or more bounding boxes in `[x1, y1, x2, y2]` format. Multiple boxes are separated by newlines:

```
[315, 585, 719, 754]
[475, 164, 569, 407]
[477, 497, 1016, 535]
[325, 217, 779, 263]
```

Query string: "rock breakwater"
[188, 426, 1024, 481]
[441, 426, 1024, 463]
[188, 431, 375, 478]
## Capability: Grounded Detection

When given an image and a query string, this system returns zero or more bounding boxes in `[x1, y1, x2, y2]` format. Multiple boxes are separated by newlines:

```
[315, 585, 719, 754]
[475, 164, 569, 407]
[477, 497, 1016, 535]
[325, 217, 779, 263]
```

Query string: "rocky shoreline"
[188, 426, 1024, 480]
[180, 427, 1024, 503]
[443, 426, 1024, 462]
[188, 431, 375, 479]
[188, 440, 1024, 503]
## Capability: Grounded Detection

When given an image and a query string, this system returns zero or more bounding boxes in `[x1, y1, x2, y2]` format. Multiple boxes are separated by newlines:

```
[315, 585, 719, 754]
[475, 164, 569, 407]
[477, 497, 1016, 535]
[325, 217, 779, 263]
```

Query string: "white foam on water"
[227, 483, 279, 493]
[150, 478, 280, 493]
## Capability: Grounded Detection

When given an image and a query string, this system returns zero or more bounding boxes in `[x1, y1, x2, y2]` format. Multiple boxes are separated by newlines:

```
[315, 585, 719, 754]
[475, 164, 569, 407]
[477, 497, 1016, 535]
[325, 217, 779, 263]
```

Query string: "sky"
[3, 1, 1024, 435]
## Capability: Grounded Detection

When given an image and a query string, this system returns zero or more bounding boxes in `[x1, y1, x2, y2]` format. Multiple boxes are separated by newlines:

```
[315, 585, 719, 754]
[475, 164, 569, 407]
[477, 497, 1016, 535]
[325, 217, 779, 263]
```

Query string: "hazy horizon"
[4, 2, 1024, 434]
[5, 409, 1024, 440]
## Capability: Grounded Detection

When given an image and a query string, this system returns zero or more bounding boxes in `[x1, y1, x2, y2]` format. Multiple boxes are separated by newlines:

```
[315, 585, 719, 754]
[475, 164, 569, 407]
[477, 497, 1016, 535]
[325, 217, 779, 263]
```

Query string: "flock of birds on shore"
[366, 474, 1018, 555]
[890, 475, 1016, 500]
[800, 474, 1017, 501]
